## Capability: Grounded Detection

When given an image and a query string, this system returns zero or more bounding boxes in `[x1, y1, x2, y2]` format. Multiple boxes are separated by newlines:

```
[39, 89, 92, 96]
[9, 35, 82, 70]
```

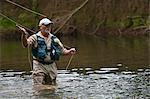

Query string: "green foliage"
[146, 16, 150, 26]
[132, 16, 145, 27]
[18, 13, 31, 27]
[0, 12, 35, 31]
[121, 16, 147, 28]
[121, 18, 133, 28]
[0, 17, 16, 30]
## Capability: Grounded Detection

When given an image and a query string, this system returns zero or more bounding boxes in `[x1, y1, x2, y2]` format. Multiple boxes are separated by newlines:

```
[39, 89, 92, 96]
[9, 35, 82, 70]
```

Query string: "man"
[19, 18, 76, 89]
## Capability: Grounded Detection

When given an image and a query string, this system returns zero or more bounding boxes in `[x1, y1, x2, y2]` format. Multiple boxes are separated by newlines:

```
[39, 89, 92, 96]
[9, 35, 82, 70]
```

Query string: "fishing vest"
[32, 35, 61, 63]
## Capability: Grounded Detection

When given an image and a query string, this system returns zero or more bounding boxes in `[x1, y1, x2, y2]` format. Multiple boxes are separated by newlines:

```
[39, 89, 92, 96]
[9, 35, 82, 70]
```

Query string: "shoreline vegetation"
[0, 14, 149, 39]
[0, 0, 149, 39]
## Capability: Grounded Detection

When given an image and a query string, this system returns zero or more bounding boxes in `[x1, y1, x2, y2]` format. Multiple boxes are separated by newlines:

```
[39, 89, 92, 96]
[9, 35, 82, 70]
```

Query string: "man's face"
[40, 24, 52, 33]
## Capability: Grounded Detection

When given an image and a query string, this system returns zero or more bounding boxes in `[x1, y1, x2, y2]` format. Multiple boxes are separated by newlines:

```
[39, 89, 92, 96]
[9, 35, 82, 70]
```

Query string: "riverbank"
[0, 26, 149, 41]
[0, 0, 149, 38]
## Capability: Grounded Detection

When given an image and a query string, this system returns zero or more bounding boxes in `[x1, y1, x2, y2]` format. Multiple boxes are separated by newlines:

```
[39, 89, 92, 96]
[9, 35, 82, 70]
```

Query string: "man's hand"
[69, 48, 76, 55]
[16, 25, 28, 35]
[16, 25, 29, 47]
[63, 48, 76, 55]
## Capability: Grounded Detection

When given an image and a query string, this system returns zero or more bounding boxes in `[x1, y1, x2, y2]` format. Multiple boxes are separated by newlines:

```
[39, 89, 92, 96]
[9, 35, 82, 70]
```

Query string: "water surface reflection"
[0, 35, 149, 71]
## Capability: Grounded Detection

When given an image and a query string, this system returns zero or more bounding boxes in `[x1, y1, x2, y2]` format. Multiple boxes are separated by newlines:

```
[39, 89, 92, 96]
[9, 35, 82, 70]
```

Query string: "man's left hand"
[70, 48, 76, 55]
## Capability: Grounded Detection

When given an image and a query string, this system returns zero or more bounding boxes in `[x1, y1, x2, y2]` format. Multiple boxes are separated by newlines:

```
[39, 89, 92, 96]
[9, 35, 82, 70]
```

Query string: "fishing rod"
[0, 13, 36, 34]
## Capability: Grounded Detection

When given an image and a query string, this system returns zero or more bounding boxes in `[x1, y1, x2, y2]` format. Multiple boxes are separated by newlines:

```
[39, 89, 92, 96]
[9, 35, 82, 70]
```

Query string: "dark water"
[0, 34, 150, 99]
[0, 35, 149, 70]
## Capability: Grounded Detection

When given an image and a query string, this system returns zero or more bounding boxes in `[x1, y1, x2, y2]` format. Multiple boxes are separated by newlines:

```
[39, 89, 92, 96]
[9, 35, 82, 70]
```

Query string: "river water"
[0, 34, 150, 99]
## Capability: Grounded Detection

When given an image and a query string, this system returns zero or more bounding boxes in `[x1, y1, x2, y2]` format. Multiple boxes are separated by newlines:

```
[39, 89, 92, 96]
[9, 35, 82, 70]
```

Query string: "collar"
[37, 31, 53, 40]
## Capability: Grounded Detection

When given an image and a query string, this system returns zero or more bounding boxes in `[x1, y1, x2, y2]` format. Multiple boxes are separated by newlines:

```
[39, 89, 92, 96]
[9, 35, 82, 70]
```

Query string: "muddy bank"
[0, 27, 149, 41]
[94, 26, 149, 37]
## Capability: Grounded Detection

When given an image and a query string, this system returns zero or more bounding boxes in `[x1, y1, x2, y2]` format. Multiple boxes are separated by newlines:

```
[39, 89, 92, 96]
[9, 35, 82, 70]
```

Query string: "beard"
[44, 29, 50, 33]
[41, 29, 50, 34]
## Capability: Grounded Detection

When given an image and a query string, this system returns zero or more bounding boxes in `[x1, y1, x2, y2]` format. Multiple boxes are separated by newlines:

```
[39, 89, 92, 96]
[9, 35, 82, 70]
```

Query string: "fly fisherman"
[19, 18, 76, 89]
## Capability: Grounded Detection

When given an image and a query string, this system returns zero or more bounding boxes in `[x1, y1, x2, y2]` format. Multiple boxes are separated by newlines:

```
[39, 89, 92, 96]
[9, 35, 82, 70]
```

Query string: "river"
[0, 34, 149, 99]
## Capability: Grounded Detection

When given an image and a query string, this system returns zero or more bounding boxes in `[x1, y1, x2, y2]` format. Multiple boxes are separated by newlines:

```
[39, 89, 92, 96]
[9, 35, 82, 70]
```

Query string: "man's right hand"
[17, 25, 29, 47]
[16, 25, 28, 35]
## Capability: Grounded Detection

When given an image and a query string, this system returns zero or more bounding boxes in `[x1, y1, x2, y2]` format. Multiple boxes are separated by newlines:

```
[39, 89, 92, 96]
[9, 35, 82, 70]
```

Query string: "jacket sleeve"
[54, 38, 71, 55]
[27, 34, 37, 47]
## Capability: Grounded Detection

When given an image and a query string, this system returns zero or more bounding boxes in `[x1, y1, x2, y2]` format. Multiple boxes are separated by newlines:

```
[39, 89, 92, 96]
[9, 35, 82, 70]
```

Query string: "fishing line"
[6, 0, 47, 17]
[0, 13, 36, 34]
[66, 55, 74, 70]
[0, 13, 18, 25]
[53, 0, 89, 34]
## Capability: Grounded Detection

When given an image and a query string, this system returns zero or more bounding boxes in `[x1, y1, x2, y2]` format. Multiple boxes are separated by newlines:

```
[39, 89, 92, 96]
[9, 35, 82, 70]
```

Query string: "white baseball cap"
[39, 18, 53, 26]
